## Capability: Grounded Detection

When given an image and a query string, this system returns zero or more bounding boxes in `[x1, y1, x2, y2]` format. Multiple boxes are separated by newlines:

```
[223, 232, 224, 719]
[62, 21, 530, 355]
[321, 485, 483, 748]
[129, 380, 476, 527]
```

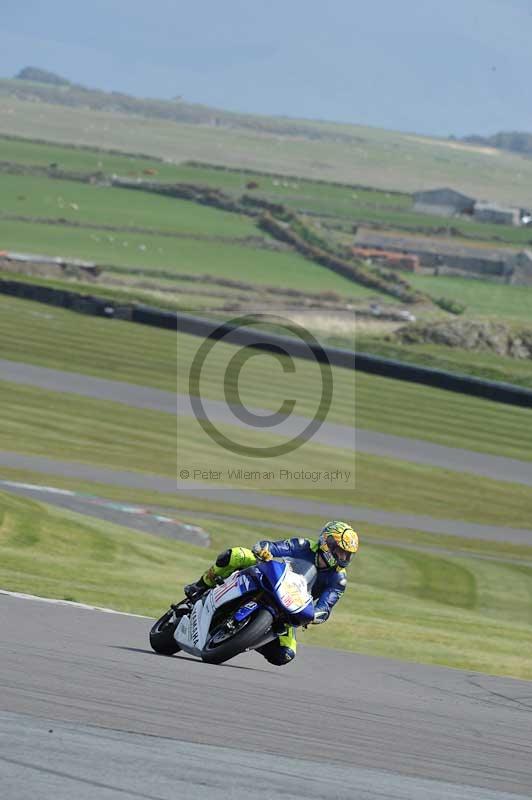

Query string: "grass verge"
[2, 465, 532, 562]
[2, 380, 532, 528]
[1, 293, 531, 462]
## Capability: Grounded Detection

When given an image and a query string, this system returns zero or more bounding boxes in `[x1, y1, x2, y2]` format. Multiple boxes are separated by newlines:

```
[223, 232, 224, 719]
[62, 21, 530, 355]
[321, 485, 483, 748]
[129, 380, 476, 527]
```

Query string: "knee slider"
[263, 646, 295, 666]
[215, 548, 232, 568]
[278, 647, 296, 665]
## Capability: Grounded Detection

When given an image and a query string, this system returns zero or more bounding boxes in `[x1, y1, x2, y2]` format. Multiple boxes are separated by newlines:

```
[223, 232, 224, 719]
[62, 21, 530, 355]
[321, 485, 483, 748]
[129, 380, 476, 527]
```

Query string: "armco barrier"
[2, 278, 531, 408]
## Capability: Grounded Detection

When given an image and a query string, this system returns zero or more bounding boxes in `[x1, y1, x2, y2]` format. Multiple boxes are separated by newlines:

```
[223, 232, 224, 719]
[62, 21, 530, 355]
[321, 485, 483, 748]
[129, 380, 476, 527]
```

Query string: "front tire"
[202, 608, 273, 665]
[150, 606, 185, 655]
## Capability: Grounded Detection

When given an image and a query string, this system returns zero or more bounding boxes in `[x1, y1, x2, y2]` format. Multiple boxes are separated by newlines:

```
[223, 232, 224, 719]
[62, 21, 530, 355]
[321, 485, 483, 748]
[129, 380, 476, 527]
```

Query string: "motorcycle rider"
[184, 520, 359, 666]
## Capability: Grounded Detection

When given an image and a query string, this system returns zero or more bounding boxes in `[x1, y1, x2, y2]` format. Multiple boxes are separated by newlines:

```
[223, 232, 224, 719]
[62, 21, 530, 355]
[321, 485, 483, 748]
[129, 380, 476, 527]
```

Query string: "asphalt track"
[1, 593, 531, 800]
[2, 358, 532, 486]
[0, 480, 210, 546]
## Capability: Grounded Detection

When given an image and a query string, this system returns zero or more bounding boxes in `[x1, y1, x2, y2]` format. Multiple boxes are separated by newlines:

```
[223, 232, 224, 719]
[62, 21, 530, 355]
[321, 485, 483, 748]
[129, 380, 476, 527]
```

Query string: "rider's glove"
[252, 541, 272, 561]
[311, 609, 328, 625]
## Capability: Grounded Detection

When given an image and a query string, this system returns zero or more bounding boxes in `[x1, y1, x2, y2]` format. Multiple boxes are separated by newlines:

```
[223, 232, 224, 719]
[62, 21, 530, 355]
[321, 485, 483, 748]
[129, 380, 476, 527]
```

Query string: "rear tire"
[149, 607, 185, 655]
[202, 608, 273, 665]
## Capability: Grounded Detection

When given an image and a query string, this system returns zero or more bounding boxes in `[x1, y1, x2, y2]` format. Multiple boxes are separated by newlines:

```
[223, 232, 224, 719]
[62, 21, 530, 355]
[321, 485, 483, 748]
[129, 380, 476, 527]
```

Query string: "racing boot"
[184, 549, 256, 602]
[183, 576, 209, 601]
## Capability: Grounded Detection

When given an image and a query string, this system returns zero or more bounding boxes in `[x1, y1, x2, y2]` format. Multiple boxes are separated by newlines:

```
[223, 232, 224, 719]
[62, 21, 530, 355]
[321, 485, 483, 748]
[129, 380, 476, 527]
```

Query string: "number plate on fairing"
[278, 568, 311, 614]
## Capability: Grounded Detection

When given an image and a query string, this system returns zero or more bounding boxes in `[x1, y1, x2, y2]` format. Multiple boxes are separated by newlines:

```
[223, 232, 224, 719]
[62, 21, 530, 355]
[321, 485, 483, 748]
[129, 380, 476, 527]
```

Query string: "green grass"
[0, 380, 175, 476]
[3, 379, 532, 529]
[2, 96, 532, 208]
[0, 173, 259, 238]
[0, 135, 180, 178]
[0, 134, 412, 209]
[0, 217, 378, 297]
[0, 293, 180, 387]
[1, 489, 531, 679]
[3, 464, 532, 563]
[353, 370, 532, 461]
[347, 208, 532, 246]
[1, 294, 531, 462]
[3, 136, 530, 248]
[409, 274, 532, 323]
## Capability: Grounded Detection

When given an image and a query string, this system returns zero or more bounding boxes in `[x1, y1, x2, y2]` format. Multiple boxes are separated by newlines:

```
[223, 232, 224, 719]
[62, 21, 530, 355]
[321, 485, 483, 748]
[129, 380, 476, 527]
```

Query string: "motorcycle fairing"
[258, 560, 315, 626]
[174, 559, 314, 659]
[174, 570, 260, 658]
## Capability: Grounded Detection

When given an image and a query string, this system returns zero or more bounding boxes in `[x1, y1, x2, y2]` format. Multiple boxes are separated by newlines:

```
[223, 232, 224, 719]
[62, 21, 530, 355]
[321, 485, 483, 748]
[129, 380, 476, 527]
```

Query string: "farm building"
[473, 202, 521, 226]
[351, 247, 420, 272]
[413, 188, 475, 217]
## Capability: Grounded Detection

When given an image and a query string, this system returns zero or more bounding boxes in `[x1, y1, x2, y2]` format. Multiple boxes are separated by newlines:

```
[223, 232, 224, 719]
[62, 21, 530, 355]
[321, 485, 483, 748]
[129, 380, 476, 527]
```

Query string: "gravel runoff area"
[1, 593, 531, 800]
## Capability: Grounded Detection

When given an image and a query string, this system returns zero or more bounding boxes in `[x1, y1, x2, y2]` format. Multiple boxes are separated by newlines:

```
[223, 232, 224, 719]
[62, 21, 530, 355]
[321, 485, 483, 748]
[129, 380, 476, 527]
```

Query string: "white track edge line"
[0, 589, 153, 619]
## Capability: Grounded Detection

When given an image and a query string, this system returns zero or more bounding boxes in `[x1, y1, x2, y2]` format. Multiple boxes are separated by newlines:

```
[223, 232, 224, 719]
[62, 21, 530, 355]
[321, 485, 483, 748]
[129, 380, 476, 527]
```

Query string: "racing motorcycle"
[149, 557, 316, 664]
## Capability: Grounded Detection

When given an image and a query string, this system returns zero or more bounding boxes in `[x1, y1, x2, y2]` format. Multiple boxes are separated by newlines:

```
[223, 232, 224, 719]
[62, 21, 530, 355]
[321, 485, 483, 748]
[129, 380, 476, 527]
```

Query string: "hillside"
[461, 131, 532, 157]
[1, 70, 532, 207]
[9, 67, 359, 143]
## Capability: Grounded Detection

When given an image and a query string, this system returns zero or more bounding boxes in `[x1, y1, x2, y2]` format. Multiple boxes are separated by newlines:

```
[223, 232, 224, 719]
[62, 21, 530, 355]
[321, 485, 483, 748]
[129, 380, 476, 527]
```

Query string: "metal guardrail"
[2, 278, 531, 408]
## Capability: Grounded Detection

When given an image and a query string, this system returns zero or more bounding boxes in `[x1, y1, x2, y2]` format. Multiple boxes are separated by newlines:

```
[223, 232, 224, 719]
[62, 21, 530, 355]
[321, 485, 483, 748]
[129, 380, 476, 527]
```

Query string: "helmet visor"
[330, 543, 353, 567]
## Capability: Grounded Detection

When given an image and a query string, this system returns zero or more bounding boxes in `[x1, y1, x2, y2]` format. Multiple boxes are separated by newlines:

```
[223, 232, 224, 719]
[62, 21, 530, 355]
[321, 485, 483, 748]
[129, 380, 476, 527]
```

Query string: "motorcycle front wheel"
[149, 605, 186, 655]
[202, 608, 273, 665]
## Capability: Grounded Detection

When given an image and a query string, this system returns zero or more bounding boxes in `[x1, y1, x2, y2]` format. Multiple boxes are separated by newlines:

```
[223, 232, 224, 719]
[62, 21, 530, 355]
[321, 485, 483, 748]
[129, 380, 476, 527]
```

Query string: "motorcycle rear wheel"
[202, 608, 273, 665]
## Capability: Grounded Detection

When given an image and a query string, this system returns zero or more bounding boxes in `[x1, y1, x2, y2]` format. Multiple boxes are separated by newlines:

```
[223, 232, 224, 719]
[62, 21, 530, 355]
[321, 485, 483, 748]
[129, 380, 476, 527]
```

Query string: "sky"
[1, 0, 531, 137]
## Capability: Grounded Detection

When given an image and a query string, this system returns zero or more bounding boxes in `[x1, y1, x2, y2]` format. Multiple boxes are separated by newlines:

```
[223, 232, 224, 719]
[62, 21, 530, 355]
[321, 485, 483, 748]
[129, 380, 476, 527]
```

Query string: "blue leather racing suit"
[252, 536, 347, 665]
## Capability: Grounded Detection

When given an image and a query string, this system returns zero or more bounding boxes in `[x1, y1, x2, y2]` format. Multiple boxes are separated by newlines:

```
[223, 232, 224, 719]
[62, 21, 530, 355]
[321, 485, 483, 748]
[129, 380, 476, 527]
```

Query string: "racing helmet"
[318, 521, 359, 569]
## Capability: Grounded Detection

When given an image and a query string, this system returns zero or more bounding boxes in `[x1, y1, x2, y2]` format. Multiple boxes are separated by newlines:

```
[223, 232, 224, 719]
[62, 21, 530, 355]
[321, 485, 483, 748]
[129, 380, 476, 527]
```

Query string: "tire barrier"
[2, 277, 531, 408]
[174, 311, 532, 408]
[0, 278, 132, 320]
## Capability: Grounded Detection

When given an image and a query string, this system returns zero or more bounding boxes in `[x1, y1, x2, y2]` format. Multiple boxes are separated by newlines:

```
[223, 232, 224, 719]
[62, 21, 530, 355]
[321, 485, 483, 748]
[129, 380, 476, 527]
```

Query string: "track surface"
[1, 594, 531, 800]
[0, 480, 209, 545]
[2, 450, 532, 544]
[2, 358, 531, 486]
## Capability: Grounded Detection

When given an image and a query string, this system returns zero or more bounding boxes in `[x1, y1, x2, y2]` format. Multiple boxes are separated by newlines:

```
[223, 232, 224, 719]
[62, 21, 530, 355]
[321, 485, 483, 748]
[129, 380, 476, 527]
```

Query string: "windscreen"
[284, 558, 317, 592]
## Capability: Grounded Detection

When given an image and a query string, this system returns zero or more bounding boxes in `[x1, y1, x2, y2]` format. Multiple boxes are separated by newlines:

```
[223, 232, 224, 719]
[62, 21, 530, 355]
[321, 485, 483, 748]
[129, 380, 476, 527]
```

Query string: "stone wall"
[508, 250, 532, 285]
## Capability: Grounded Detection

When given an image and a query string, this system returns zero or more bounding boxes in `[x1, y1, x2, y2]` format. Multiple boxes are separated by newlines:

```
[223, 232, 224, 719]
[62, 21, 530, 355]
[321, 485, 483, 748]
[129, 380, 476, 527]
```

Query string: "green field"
[0, 173, 259, 237]
[0, 134, 180, 178]
[0, 218, 379, 296]
[3, 135, 531, 247]
[1, 96, 532, 207]
[1, 490, 531, 679]
[0, 134, 411, 209]
[409, 273, 532, 322]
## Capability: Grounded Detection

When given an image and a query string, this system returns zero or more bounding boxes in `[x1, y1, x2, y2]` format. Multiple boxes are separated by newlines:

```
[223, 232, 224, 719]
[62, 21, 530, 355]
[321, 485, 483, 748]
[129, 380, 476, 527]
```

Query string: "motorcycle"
[149, 557, 316, 664]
